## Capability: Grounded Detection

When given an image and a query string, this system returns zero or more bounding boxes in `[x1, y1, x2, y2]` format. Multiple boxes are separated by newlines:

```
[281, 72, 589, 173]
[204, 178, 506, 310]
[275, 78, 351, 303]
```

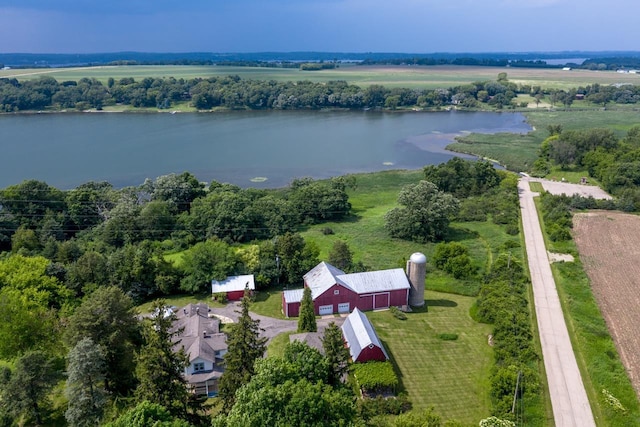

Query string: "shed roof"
[212, 274, 255, 293]
[341, 308, 388, 361]
[283, 288, 304, 304]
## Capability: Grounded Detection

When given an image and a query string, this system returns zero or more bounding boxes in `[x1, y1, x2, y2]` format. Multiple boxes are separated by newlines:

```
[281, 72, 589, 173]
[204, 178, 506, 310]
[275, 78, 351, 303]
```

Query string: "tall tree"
[135, 300, 189, 417]
[297, 286, 317, 332]
[322, 322, 350, 386]
[0, 350, 60, 426]
[218, 291, 267, 412]
[64, 286, 140, 396]
[385, 180, 459, 243]
[328, 240, 353, 272]
[65, 338, 108, 427]
[179, 239, 239, 292]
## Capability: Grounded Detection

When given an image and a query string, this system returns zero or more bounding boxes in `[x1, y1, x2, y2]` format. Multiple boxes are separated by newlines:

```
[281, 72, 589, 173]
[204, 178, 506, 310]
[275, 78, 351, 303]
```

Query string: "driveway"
[210, 301, 297, 343]
[519, 178, 596, 427]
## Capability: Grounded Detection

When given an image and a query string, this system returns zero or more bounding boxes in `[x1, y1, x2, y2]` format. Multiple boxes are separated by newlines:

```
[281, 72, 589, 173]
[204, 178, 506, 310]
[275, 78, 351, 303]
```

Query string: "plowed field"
[573, 211, 640, 397]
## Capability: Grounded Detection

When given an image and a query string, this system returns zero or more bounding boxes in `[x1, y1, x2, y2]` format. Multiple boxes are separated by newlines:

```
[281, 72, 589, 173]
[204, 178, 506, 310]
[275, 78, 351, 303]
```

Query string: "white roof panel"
[211, 275, 255, 293]
[341, 308, 388, 361]
[338, 268, 410, 294]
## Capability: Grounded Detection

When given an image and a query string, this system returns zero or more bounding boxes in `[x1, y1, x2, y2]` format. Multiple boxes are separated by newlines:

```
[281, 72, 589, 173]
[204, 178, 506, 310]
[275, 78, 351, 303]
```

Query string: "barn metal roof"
[283, 288, 304, 303]
[338, 268, 410, 294]
[341, 308, 388, 361]
[211, 274, 256, 294]
[304, 262, 351, 298]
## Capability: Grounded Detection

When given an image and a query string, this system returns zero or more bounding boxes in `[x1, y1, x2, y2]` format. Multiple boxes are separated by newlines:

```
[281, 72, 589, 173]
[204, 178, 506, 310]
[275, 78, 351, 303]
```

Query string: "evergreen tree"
[218, 291, 267, 412]
[135, 300, 190, 417]
[0, 350, 60, 426]
[65, 337, 107, 427]
[297, 286, 317, 332]
[322, 322, 350, 386]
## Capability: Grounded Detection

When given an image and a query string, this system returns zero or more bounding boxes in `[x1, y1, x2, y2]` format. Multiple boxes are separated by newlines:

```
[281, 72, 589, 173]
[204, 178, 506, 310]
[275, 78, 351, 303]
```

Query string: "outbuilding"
[211, 274, 255, 301]
[282, 262, 410, 317]
[341, 308, 388, 363]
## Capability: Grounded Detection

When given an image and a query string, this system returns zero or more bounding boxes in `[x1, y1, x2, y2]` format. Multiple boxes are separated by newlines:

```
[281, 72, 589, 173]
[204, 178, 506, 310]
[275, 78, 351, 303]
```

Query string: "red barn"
[282, 262, 409, 317]
[211, 275, 255, 301]
[341, 308, 389, 362]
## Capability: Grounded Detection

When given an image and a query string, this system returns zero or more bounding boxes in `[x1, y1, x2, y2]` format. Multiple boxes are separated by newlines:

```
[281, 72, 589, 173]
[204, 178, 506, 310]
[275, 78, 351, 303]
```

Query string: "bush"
[322, 227, 334, 235]
[359, 392, 412, 419]
[436, 333, 458, 341]
[353, 361, 398, 394]
[389, 306, 407, 320]
[212, 292, 227, 304]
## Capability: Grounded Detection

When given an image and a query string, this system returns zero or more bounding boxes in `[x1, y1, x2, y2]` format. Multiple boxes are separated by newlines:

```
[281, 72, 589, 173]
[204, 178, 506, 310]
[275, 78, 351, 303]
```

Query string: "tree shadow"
[445, 227, 479, 242]
[425, 299, 458, 308]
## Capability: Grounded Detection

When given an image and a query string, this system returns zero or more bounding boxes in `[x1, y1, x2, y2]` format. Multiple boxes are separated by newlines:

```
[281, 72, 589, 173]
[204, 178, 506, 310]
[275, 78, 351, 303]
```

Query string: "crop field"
[572, 211, 640, 400]
[2, 64, 640, 89]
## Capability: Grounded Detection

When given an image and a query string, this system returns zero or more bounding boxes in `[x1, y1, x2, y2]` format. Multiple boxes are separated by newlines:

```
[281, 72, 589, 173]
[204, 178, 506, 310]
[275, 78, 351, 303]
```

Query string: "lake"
[0, 110, 531, 189]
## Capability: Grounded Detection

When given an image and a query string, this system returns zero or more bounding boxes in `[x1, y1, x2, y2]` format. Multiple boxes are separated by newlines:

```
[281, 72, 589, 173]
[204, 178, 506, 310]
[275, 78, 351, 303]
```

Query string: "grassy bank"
[448, 109, 640, 172]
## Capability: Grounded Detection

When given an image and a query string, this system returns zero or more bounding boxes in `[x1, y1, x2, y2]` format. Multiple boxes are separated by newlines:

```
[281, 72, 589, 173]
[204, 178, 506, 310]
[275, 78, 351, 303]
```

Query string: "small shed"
[211, 275, 255, 301]
[341, 308, 388, 363]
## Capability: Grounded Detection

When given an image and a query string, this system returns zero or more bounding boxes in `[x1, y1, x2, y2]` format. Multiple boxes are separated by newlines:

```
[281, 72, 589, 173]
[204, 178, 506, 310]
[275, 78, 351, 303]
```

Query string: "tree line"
[7, 72, 640, 112]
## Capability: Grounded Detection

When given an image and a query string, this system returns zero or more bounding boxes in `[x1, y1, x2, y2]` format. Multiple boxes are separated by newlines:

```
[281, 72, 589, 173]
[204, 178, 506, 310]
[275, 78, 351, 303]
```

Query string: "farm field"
[2, 64, 640, 89]
[572, 211, 640, 400]
[367, 291, 493, 423]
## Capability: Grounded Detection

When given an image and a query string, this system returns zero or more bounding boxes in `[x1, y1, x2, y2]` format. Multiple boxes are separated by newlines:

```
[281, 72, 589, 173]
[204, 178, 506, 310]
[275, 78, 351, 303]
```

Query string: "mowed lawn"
[367, 291, 493, 424]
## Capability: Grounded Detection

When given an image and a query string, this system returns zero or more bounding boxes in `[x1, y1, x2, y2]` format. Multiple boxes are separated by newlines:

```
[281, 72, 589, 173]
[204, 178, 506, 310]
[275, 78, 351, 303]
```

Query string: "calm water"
[0, 110, 531, 189]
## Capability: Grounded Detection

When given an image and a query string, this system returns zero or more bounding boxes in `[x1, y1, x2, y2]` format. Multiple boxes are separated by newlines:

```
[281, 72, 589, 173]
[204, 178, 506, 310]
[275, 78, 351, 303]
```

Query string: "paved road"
[518, 178, 596, 427]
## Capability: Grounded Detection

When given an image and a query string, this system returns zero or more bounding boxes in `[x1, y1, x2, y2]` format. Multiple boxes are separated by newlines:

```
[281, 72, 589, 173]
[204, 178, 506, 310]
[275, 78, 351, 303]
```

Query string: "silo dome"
[406, 252, 426, 307]
[410, 252, 427, 264]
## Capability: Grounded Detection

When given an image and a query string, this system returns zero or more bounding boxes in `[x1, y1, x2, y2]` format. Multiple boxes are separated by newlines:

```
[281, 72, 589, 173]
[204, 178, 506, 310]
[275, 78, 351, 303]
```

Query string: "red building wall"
[313, 284, 359, 315]
[226, 290, 246, 301]
[355, 345, 388, 363]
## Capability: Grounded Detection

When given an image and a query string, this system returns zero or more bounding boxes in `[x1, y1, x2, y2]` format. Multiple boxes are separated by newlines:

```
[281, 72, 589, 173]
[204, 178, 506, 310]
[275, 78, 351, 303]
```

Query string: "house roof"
[172, 303, 227, 362]
[341, 308, 388, 361]
[289, 332, 325, 354]
[301, 262, 410, 301]
[211, 274, 256, 293]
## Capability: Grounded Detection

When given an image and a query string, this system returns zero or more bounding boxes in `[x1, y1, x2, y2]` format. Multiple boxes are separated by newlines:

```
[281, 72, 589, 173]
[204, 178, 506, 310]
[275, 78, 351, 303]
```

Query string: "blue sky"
[0, 0, 637, 53]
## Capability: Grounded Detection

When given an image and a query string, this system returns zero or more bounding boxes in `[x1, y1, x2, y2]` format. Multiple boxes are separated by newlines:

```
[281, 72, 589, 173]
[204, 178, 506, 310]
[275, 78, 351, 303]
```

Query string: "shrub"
[436, 333, 458, 341]
[322, 227, 334, 235]
[353, 361, 398, 394]
[359, 392, 412, 419]
[212, 292, 227, 304]
[389, 306, 407, 320]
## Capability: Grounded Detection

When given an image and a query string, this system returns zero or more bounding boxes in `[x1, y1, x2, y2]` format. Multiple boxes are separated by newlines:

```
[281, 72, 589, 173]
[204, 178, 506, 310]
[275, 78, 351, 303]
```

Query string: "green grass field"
[368, 291, 493, 424]
[3, 64, 640, 90]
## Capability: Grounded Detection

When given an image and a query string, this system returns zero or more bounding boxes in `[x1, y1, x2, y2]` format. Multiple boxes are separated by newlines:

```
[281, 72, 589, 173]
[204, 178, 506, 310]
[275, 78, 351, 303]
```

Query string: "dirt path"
[518, 178, 596, 427]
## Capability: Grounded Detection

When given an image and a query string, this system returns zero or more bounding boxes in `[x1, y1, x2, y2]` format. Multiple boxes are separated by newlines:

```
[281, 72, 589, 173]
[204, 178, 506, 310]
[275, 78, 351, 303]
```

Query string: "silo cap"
[410, 252, 427, 264]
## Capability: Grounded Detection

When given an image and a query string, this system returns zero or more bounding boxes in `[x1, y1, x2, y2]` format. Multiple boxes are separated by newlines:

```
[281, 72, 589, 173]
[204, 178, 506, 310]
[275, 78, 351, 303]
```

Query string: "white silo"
[406, 252, 426, 307]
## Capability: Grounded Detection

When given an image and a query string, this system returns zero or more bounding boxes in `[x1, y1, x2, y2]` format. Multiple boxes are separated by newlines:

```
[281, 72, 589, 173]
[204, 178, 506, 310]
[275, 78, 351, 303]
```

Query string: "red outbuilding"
[341, 308, 389, 363]
[211, 275, 255, 301]
[282, 262, 410, 317]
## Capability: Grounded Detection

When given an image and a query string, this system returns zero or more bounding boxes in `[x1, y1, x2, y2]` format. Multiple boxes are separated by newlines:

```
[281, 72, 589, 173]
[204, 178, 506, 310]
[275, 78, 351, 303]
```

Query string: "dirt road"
[518, 178, 596, 427]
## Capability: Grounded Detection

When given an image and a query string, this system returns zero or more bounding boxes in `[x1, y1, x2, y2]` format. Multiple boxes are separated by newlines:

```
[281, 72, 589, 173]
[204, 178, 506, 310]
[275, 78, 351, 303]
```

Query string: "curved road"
[518, 178, 596, 427]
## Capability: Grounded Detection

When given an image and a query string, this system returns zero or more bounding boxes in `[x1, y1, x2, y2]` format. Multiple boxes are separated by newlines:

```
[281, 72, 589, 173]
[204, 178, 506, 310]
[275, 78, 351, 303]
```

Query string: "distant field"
[2, 64, 640, 89]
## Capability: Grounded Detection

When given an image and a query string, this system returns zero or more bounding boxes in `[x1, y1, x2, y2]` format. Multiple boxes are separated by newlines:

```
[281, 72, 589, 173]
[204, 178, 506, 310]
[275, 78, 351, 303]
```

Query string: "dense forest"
[3, 73, 640, 113]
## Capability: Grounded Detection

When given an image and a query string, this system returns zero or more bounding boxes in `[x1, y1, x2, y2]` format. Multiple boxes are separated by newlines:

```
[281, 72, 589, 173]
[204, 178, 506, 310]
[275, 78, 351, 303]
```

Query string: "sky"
[0, 0, 637, 54]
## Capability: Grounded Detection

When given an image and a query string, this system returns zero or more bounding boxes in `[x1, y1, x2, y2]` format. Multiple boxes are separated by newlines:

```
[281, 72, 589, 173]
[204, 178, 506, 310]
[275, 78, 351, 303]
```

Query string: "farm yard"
[573, 211, 640, 399]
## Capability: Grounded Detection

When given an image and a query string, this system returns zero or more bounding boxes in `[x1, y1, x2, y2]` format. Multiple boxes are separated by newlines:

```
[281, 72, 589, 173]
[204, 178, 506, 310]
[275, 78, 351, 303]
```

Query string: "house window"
[193, 362, 205, 373]
[334, 289, 340, 295]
